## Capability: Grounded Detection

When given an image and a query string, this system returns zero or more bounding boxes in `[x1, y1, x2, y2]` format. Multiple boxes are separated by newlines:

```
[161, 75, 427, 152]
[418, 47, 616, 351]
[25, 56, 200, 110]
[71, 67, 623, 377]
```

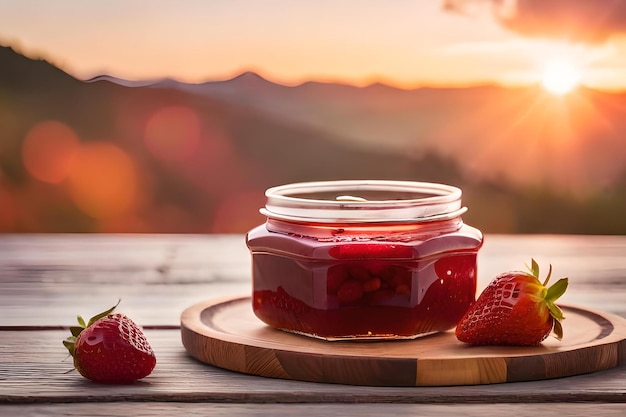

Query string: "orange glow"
[179, 126, 241, 197]
[211, 190, 265, 233]
[0, 184, 18, 231]
[21, 120, 81, 184]
[433, 86, 616, 191]
[145, 204, 196, 233]
[144, 106, 201, 162]
[66, 142, 139, 219]
[97, 215, 151, 234]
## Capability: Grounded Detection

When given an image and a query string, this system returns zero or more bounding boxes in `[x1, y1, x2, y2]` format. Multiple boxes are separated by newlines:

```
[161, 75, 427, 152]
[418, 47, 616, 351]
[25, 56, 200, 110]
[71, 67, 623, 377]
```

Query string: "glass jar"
[245, 180, 483, 340]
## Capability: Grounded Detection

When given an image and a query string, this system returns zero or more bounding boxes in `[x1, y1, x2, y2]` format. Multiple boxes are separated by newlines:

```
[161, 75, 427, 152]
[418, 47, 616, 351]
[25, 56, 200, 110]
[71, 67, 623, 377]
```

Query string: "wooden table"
[1, 233, 625, 416]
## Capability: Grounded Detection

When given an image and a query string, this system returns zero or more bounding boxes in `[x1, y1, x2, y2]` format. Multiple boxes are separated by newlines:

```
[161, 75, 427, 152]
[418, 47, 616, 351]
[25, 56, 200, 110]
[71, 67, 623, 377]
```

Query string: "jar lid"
[260, 180, 467, 223]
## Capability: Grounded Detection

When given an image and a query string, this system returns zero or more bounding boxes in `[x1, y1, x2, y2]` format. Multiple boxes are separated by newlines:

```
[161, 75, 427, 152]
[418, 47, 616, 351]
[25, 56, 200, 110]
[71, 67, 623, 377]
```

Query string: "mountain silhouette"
[153, 69, 626, 194]
[0, 45, 467, 233]
[1, 44, 626, 234]
[0, 45, 77, 92]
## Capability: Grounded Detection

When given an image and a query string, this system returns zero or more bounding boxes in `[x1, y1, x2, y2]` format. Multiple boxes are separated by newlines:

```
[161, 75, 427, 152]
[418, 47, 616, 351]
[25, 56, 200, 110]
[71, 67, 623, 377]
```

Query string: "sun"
[541, 59, 581, 95]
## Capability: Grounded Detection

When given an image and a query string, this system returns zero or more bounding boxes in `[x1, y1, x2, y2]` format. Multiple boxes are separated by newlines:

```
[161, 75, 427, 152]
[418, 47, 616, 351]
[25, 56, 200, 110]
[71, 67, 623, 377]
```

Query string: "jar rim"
[261, 180, 466, 223]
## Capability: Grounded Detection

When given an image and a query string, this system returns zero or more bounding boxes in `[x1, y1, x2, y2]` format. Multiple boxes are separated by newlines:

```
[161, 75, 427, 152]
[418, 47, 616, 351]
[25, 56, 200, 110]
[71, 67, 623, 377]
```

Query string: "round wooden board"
[180, 296, 626, 387]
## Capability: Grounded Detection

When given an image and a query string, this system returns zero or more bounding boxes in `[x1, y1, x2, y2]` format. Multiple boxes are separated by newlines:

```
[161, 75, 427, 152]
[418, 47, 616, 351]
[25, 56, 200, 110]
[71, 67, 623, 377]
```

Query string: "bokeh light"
[21, 120, 81, 184]
[144, 106, 201, 162]
[65, 141, 140, 219]
[179, 126, 241, 197]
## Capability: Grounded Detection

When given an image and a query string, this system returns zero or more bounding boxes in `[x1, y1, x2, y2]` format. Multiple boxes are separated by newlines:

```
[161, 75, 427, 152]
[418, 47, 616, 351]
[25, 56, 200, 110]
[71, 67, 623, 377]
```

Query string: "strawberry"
[63, 300, 156, 384]
[455, 259, 568, 346]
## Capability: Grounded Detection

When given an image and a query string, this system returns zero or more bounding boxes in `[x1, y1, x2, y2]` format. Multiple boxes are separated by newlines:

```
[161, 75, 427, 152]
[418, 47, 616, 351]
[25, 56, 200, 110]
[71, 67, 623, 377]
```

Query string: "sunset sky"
[1, 0, 626, 90]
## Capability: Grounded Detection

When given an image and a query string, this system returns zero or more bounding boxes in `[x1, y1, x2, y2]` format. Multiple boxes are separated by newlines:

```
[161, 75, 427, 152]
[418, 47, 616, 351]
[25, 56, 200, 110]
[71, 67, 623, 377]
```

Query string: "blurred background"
[1, 0, 626, 234]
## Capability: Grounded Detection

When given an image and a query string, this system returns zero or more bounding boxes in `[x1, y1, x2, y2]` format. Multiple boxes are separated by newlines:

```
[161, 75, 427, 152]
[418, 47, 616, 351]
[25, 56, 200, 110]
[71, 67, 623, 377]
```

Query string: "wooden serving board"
[180, 296, 626, 387]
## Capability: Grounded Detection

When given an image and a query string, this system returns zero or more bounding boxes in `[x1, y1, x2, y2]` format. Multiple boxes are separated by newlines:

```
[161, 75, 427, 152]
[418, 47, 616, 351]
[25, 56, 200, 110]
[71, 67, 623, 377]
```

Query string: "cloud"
[443, 0, 626, 43]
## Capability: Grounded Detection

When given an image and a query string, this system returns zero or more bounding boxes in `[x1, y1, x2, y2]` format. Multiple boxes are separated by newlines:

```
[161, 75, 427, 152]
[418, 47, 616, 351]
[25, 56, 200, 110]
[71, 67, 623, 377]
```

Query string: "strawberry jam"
[246, 180, 483, 340]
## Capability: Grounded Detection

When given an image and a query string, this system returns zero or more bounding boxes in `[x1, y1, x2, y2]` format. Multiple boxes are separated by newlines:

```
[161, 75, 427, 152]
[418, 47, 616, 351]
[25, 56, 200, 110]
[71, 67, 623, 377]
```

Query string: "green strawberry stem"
[546, 278, 568, 303]
[526, 259, 569, 341]
[63, 299, 121, 357]
[528, 258, 540, 280]
[542, 264, 552, 286]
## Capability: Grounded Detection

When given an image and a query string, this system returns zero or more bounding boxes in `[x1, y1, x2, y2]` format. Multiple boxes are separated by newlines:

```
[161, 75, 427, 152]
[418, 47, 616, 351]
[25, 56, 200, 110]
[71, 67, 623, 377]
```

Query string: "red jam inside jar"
[245, 180, 483, 340]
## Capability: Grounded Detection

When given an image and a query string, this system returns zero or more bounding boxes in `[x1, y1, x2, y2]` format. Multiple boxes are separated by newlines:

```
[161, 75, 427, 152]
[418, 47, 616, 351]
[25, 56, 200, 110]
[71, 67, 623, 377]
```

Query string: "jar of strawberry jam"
[246, 180, 483, 340]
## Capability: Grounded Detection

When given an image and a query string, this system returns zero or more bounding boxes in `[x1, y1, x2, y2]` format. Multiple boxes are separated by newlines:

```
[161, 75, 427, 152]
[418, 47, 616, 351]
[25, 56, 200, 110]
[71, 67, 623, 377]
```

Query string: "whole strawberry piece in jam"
[455, 259, 568, 346]
[63, 301, 157, 384]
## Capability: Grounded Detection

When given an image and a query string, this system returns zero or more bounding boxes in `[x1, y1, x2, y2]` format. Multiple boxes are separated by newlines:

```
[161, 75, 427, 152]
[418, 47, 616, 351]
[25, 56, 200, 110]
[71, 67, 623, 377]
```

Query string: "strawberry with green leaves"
[63, 300, 156, 384]
[455, 259, 568, 346]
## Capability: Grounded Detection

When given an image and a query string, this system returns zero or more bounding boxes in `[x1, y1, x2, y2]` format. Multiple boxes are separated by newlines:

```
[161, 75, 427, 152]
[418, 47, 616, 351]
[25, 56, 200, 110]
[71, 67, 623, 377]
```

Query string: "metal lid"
[260, 180, 467, 223]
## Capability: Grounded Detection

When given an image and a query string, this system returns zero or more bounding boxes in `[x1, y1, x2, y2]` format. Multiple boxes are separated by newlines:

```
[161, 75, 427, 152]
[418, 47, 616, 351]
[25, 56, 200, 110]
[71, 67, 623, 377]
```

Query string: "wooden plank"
[0, 279, 623, 328]
[0, 234, 252, 327]
[2, 234, 625, 289]
[0, 281, 249, 327]
[1, 330, 625, 403]
[1, 234, 625, 407]
[2, 403, 626, 417]
[0, 234, 625, 328]
[0, 234, 252, 285]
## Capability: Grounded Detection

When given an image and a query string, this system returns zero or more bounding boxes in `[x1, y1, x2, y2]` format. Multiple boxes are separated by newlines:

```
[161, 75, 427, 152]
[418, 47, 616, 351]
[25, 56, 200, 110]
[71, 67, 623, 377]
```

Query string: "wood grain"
[2, 329, 626, 404]
[1, 234, 625, 328]
[1, 233, 626, 412]
[181, 296, 626, 387]
[2, 403, 626, 417]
